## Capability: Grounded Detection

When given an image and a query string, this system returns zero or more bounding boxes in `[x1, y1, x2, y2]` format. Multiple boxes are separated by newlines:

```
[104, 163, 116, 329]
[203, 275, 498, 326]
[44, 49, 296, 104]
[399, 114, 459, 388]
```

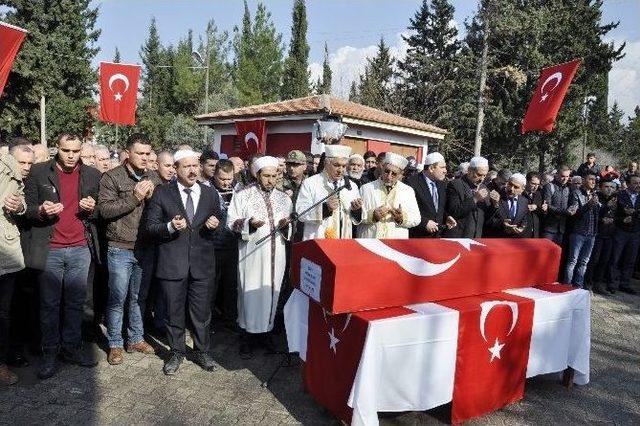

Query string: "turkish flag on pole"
[0, 21, 27, 95]
[99, 62, 140, 125]
[235, 119, 266, 159]
[521, 59, 581, 134]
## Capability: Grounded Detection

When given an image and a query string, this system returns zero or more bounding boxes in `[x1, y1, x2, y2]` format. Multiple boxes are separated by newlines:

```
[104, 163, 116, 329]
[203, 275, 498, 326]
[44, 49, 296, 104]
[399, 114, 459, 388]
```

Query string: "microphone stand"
[261, 179, 350, 389]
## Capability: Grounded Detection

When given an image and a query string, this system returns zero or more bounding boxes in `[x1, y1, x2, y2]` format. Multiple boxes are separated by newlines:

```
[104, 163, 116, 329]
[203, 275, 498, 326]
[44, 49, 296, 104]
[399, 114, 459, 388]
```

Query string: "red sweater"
[50, 165, 86, 248]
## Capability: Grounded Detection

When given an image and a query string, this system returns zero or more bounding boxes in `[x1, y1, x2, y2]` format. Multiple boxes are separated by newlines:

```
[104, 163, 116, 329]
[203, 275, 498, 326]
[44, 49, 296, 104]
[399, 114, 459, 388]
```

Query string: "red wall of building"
[220, 132, 312, 158]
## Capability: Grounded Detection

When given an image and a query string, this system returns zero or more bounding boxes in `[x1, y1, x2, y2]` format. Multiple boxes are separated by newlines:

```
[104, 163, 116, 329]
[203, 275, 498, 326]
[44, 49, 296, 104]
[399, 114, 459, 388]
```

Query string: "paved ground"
[1, 285, 639, 425]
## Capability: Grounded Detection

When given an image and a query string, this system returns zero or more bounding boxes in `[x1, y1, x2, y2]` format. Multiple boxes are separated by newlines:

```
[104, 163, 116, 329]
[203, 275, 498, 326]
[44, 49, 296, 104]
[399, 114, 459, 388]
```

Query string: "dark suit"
[443, 176, 488, 238]
[146, 181, 221, 355]
[484, 194, 531, 238]
[406, 173, 447, 238]
[523, 190, 544, 238]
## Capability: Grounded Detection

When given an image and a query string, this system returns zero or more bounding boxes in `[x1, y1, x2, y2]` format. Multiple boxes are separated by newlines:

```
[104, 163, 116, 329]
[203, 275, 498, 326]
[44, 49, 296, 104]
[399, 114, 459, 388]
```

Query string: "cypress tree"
[318, 42, 332, 95]
[281, 0, 310, 99]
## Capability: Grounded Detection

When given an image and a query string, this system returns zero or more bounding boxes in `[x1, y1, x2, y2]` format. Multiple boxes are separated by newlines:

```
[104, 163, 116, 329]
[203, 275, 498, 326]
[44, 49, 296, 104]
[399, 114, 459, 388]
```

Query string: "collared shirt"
[167, 181, 202, 233]
[630, 191, 638, 207]
[423, 173, 439, 211]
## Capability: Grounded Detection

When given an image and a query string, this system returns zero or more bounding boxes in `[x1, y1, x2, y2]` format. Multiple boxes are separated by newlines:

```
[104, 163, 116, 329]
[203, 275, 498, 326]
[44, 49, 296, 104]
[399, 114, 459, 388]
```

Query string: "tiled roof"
[195, 95, 447, 134]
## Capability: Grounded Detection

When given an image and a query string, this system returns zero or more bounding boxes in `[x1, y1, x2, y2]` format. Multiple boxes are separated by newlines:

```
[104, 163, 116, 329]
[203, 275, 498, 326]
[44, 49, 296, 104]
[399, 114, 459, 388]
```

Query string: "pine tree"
[348, 81, 359, 102]
[195, 20, 236, 112]
[318, 42, 332, 95]
[113, 47, 121, 63]
[281, 0, 310, 99]
[357, 38, 399, 112]
[233, 1, 283, 105]
[0, 0, 100, 141]
[398, 0, 461, 128]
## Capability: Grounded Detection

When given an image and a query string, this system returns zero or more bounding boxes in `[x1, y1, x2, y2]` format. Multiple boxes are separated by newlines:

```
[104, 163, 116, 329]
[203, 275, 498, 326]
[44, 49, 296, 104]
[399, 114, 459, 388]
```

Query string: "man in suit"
[523, 172, 547, 238]
[23, 134, 101, 379]
[608, 174, 640, 294]
[146, 149, 222, 375]
[444, 156, 491, 238]
[484, 173, 531, 238]
[541, 166, 573, 245]
[407, 152, 456, 238]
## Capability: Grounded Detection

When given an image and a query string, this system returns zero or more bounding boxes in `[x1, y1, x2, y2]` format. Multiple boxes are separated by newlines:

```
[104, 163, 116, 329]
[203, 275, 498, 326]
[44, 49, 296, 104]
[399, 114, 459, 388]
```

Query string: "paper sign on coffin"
[291, 238, 561, 314]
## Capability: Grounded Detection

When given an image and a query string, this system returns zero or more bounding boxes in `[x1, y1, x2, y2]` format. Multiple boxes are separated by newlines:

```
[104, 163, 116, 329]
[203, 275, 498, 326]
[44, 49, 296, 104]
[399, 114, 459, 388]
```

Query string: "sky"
[93, 0, 640, 116]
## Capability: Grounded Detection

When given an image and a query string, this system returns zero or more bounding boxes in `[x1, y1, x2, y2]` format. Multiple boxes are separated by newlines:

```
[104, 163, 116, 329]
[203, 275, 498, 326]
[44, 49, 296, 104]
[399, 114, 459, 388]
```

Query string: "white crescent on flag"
[478, 300, 519, 342]
[244, 131, 259, 150]
[539, 72, 563, 102]
[108, 73, 130, 93]
[355, 239, 484, 277]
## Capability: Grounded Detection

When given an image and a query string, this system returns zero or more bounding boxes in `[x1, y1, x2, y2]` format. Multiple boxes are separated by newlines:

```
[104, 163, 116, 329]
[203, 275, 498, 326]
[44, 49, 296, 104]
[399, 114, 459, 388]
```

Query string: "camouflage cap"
[286, 150, 307, 164]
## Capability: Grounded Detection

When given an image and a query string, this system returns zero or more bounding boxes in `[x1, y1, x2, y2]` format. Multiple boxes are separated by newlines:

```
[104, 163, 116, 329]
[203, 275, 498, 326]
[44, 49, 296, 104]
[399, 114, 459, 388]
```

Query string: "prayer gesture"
[474, 187, 488, 202]
[134, 180, 154, 202]
[527, 204, 537, 212]
[541, 201, 548, 212]
[171, 215, 187, 231]
[79, 195, 96, 213]
[426, 220, 439, 233]
[3, 193, 24, 214]
[278, 217, 290, 229]
[446, 215, 457, 229]
[326, 195, 340, 211]
[503, 220, 524, 235]
[350, 198, 363, 211]
[390, 204, 403, 225]
[205, 215, 219, 230]
[249, 217, 265, 229]
[39, 200, 64, 218]
[489, 190, 501, 206]
[567, 205, 578, 216]
[373, 206, 390, 222]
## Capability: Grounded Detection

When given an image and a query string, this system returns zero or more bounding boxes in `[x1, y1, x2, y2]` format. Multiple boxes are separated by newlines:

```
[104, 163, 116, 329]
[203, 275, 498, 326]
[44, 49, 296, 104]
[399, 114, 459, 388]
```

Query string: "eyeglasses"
[382, 168, 399, 177]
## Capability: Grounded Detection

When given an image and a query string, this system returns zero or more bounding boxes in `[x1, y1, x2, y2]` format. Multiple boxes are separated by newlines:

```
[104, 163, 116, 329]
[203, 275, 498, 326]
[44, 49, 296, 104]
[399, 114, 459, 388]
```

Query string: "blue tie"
[509, 198, 517, 220]
[430, 182, 438, 212]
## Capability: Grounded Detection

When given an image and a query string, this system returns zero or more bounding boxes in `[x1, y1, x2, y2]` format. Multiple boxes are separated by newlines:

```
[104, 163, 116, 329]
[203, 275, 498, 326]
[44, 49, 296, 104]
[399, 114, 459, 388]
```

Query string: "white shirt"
[168, 181, 202, 233]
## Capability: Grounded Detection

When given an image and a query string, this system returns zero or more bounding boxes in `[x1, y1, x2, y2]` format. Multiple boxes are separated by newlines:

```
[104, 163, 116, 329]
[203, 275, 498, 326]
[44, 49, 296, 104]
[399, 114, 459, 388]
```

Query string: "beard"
[349, 170, 363, 179]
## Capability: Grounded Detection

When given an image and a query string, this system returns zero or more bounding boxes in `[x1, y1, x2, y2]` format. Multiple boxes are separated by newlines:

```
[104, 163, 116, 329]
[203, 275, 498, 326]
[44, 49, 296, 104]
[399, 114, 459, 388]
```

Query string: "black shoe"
[239, 335, 254, 360]
[38, 352, 58, 380]
[163, 352, 184, 375]
[6, 351, 29, 368]
[192, 352, 218, 372]
[259, 333, 278, 353]
[60, 345, 98, 368]
[619, 286, 638, 295]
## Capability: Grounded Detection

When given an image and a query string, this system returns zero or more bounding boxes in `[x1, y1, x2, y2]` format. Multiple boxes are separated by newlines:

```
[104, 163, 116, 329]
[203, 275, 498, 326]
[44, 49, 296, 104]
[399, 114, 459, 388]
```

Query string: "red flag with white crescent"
[99, 62, 140, 125]
[0, 21, 27, 96]
[234, 119, 266, 159]
[521, 59, 582, 134]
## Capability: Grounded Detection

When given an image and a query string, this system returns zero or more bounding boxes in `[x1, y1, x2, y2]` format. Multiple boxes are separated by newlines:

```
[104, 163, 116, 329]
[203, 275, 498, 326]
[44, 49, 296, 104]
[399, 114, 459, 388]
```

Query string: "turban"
[383, 152, 408, 170]
[325, 144, 352, 159]
[425, 152, 445, 166]
[251, 156, 279, 175]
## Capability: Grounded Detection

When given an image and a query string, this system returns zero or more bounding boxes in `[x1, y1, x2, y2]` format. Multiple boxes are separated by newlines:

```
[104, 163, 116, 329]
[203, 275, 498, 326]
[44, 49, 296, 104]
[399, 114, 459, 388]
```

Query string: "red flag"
[304, 300, 414, 423]
[99, 62, 140, 125]
[234, 119, 266, 159]
[521, 59, 582, 134]
[0, 21, 27, 95]
[439, 293, 535, 424]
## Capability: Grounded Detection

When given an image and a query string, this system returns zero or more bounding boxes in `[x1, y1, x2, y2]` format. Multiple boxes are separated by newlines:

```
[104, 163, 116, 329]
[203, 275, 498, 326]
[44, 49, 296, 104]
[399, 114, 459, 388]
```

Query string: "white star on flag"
[540, 93, 549, 102]
[488, 338, 505, 362]
[114, 92, 123, 101]
[328, 327, 339, 354]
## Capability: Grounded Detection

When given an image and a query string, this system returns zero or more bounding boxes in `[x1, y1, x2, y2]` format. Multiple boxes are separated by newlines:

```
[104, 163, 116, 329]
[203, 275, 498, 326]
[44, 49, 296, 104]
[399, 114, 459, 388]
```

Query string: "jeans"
[39, 246, 91, 351]
[0, 273, 16, 364]
[542, 231, 564, 246]
[564, 233, 596, 288]
[106, 247, 144, 348]
[609, 229, 640, 289]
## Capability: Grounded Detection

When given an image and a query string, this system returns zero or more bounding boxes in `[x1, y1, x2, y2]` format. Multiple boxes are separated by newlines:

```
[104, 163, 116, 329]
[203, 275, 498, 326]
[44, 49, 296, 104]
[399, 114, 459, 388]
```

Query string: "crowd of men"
[1, 134, 638, 386]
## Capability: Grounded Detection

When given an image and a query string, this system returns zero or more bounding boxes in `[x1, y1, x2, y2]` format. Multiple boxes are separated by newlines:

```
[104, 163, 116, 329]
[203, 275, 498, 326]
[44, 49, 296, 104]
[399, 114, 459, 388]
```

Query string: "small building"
[195, 95, 447, 162]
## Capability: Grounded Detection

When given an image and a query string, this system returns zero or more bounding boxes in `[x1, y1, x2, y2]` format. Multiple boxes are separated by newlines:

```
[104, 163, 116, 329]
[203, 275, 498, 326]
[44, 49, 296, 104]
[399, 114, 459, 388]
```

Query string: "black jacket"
[614, 190, 640, 233]
[406, 173, 447, 238]
[484, 194, 531, 238]
[146, 181, 221, 280]
[444, 176, 488, 238]
[523, 189, 544, 238]
[23, 159, 101, 270]
[541, 181, 571, 234]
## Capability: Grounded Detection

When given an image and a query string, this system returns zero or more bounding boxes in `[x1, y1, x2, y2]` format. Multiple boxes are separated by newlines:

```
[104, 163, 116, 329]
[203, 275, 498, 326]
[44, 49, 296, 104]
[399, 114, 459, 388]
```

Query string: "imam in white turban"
[173, 149, 199, 163]
[383, 152, 409, 170]
[324, 144, 352, 159]
[469, 156, 489, 169]
[251, 156, 279, 175]
[424, 152, 445, 166]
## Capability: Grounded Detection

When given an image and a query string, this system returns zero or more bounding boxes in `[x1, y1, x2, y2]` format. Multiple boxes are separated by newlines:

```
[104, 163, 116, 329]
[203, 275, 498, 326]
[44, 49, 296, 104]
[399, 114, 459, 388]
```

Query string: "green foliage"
[357, 38, 401, 113]
[0, 0, 100, 142]
[281, 0, 310, 99]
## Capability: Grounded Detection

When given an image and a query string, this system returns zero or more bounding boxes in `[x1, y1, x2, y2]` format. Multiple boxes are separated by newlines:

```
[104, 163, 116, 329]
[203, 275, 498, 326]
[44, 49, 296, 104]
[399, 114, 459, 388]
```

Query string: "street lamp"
[582, 95, 597, 161]
[192, 47, 210, 146]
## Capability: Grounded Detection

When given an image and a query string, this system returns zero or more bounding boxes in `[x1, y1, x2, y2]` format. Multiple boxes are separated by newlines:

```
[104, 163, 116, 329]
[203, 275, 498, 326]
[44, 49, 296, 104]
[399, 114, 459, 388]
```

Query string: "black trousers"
[212, 249, 238, 323]
[0, 273, 16, 364]
[10, 268, 40, 353]
[159, 272, 213, 355]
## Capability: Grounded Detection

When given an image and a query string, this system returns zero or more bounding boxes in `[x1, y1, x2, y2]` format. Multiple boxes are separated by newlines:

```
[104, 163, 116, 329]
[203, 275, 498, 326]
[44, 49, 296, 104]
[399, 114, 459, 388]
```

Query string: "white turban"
[251, 156, 279, 175]
[469, 156, 489, 169]
[325, 144, 352, 159]
[383, 152, 408, 170]
[510, 172, 526, 186]
[349, 153, 364, 164]
[424, 152, 445, 166]
[173, 149, 199, 164]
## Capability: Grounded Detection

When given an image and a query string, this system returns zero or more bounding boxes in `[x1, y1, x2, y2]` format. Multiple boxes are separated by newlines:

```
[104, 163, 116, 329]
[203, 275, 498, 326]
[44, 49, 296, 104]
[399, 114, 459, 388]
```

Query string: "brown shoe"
[107, 347, 124, 365]
[0, 364, 18, 385]
[126, 340, 155, 355]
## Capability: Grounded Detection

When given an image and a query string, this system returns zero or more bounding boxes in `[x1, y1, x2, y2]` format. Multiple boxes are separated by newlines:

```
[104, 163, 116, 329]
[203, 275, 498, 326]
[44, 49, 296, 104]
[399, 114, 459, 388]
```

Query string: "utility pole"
[203, 33, 211, 147]
[40, 93, 47, 147]
[474, 1, 492, 157]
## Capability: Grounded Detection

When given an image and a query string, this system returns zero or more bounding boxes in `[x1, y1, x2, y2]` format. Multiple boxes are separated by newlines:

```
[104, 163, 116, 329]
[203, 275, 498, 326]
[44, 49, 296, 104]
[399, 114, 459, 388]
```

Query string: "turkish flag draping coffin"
[291, 238, 561, 314]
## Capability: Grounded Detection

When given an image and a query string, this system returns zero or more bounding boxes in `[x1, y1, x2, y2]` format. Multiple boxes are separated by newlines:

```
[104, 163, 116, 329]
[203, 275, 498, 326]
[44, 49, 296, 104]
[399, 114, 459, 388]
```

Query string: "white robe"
[296, 172, 362, 240]
[357, 179, 421, 239]
[227, 184, 293, 333]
